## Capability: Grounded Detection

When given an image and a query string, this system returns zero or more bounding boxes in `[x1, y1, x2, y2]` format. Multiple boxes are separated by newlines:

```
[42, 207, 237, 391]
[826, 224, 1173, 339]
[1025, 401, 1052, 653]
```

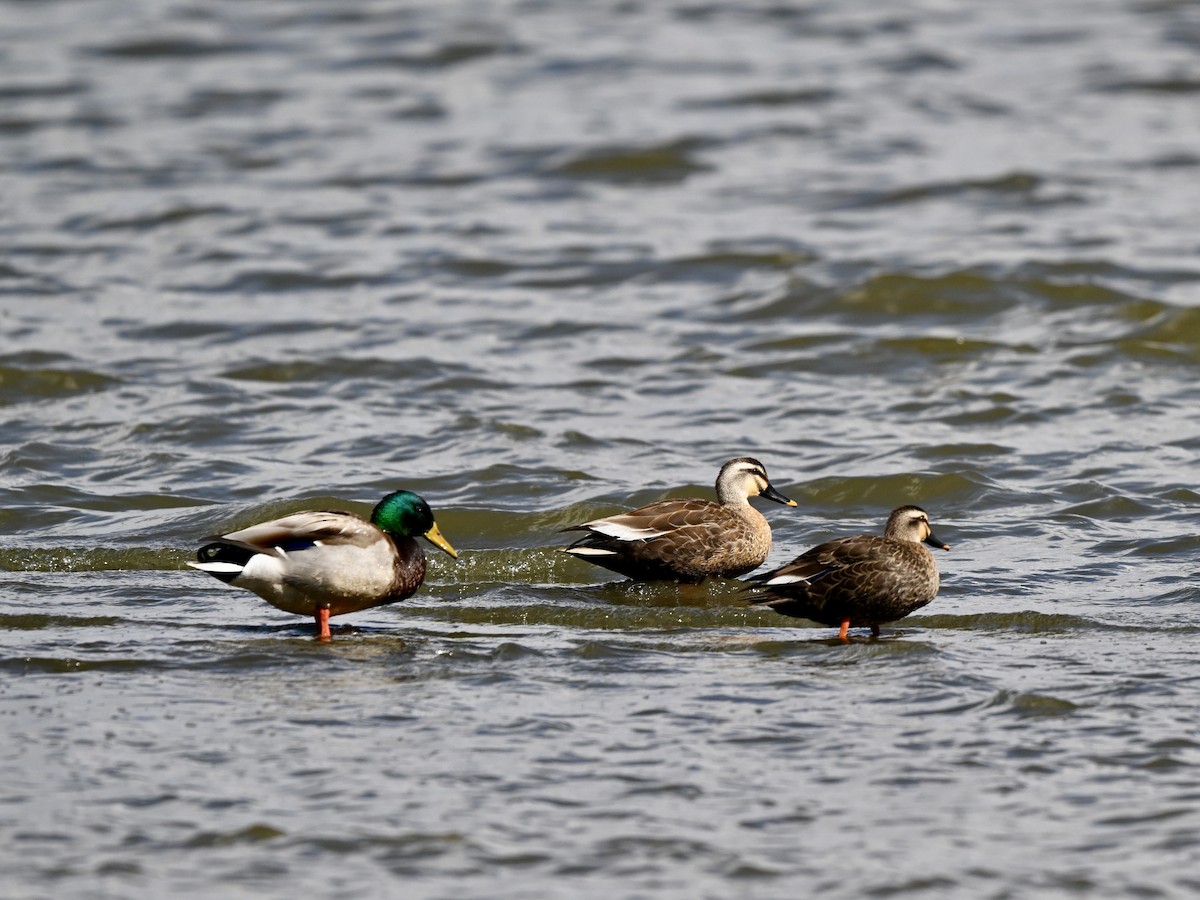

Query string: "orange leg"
[315, 606, 332, 641]
[838, 619, 850, 641]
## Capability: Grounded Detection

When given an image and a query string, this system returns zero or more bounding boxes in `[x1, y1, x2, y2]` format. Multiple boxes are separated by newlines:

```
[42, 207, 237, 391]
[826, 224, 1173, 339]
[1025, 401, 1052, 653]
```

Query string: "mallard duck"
[560, 457, 797, 583]
[188, 490, 457, 639]
[747, 505, 949, 640]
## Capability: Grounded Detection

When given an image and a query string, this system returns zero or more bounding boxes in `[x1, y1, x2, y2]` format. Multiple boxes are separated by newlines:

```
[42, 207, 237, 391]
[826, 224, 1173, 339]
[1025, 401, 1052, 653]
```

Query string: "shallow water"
[3, 0, 1200, 896]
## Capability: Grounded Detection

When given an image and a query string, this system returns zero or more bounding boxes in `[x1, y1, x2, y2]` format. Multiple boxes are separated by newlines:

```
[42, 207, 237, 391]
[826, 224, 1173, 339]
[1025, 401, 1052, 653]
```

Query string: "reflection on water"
[2, 0, 1200, 897]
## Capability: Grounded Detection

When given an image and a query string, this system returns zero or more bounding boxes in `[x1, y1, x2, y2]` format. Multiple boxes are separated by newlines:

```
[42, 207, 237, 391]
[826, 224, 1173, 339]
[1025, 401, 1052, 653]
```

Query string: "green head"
[371, 490, 458, 558]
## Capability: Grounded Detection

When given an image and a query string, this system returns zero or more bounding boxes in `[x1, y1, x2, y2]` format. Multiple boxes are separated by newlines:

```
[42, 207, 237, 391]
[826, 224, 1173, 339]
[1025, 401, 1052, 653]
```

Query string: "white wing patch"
[564, 547, 618, 557]
[587, 521, 671, 542]
[763, 574, 811, 586]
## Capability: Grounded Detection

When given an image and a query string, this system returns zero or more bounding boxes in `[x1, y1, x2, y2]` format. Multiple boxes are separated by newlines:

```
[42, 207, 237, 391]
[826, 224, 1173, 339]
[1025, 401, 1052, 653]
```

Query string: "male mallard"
[188, 490, 457, 639]
[560, 457, 797, 583]
[747, 505, 949, 640]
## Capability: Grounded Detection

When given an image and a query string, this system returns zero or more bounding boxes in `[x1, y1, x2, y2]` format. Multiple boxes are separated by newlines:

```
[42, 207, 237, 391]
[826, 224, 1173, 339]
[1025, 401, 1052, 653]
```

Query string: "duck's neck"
[736, 502, 767, 524]
[388, 536, 427, 596]
[716, 480, 751, 508]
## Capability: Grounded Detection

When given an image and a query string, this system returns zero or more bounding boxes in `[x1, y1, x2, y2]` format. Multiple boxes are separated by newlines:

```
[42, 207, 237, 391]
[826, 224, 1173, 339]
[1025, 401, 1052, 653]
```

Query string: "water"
[3, 0, 1200, 896]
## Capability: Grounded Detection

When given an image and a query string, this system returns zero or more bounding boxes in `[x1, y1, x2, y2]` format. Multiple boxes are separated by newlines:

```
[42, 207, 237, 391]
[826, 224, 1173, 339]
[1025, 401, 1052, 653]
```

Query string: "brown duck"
[560, 457, 797, 582]
[747, 505, 949, 640]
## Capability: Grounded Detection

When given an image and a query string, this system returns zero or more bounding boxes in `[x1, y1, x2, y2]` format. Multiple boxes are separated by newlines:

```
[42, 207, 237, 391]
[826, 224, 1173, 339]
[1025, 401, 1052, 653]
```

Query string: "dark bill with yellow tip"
[761, 485, 798, 507]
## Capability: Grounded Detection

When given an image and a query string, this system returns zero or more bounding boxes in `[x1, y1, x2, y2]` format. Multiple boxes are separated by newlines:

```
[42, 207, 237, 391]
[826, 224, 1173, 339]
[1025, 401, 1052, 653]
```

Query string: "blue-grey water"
[3, 0, 1200, 897]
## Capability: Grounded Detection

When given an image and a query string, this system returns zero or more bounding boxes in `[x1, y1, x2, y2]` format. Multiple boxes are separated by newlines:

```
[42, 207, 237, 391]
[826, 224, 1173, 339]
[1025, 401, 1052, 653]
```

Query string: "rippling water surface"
[3, 0, 1200, 896]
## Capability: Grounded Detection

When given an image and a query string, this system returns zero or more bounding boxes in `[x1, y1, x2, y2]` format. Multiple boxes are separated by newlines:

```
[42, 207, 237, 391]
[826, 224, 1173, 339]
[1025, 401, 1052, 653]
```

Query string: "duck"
[188, 490, 457, 639]
[746, 505, 949, 640]
[560, 457, 797, 583]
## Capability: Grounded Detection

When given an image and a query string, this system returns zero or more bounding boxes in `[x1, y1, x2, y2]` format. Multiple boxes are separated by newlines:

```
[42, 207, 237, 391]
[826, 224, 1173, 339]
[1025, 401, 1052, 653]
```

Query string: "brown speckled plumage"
[748, 505, 949, 638]
[560, 457, 796, 583]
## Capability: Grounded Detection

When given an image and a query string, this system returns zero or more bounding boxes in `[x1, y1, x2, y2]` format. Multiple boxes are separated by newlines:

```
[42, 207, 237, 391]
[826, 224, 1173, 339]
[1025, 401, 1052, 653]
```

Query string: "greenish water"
[3, 0, 1200, 897]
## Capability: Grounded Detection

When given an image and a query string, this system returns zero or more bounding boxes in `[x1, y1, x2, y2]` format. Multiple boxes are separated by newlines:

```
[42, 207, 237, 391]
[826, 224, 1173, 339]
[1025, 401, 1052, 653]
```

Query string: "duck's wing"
[747, 534, 883, 598]
[220, 510, 381, 553]
[565, 498, 726, 545]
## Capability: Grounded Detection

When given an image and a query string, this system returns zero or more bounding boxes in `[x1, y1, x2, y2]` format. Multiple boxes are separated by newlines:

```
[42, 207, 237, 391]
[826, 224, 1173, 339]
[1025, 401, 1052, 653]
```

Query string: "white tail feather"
[188, 561, 244, 575]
